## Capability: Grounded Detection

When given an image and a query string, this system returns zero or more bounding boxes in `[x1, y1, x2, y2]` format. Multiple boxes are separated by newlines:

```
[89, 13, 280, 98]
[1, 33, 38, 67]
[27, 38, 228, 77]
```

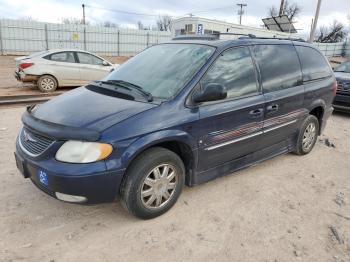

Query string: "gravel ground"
[0, 106, 349, 262]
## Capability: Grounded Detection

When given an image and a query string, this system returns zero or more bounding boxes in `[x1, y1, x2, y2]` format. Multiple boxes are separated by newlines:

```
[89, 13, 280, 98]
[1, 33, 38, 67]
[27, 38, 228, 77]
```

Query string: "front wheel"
[294, 115, 319, 155]
[120, 147, 185, 219]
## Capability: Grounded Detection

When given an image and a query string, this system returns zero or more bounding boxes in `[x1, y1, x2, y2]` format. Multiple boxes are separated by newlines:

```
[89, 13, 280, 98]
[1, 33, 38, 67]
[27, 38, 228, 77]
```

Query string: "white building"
[171, 17, 300, 39]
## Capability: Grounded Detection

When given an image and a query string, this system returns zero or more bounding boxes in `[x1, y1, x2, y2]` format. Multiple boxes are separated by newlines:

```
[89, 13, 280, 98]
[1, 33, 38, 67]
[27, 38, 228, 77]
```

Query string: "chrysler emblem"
[23, 130, 38, 143]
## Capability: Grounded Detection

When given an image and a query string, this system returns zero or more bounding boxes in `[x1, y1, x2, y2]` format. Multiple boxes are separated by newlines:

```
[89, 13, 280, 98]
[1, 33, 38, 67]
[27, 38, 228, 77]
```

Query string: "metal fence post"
[146, 32, 149, 47]
[117, 30, 120, 56]
[44, 23, 49, 50]
[83, 27, 87, 51]
[0, 20, 3, 55]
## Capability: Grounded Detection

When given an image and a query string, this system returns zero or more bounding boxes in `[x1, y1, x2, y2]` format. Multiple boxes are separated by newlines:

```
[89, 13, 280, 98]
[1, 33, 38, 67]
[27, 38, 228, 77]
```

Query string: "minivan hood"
[32, 86, 157, 131]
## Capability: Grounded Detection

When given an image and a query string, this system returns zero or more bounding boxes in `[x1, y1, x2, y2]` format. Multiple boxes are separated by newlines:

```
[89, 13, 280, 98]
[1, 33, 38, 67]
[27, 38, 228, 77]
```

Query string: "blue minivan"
[15, 35, 336, 219]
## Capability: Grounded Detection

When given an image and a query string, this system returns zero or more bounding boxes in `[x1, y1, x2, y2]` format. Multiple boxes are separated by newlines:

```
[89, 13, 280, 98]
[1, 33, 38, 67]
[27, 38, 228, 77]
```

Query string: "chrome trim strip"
[204, 119, 298, 151]
[263, 119, 297, 133]
[204, 131, 263, 151]
[18, 127, 54, 158]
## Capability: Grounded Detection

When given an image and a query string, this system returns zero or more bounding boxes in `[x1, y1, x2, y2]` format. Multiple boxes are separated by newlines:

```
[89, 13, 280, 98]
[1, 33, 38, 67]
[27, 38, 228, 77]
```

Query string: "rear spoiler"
[22, 105, 100, 141]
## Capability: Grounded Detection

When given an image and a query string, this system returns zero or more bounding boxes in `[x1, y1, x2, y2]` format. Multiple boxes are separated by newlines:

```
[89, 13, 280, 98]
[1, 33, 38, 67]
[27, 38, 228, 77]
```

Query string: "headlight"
[55, 141, 113, 163]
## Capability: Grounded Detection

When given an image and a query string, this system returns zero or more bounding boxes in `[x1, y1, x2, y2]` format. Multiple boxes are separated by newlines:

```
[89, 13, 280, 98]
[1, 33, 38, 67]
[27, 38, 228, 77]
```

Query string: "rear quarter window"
[252, 44, 302, 93]
[295, 46, 332, 82]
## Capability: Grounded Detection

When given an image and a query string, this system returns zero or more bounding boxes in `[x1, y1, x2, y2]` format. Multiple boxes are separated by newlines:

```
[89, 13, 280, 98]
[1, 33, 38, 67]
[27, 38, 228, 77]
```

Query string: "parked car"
[14, 49, 118, 92]
[333, 60, 350, 112]
[15, 36, 336, 219]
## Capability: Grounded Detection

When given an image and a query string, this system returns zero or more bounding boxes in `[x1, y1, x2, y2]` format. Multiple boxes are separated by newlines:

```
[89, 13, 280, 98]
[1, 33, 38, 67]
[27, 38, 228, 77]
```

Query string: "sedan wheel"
[37, 75, 57, 92]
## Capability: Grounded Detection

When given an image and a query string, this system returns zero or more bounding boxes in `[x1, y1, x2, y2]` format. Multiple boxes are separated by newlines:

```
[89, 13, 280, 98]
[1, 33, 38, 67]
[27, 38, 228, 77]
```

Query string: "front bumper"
[15, 143, 125, 204]
[333, 94, 350, 112]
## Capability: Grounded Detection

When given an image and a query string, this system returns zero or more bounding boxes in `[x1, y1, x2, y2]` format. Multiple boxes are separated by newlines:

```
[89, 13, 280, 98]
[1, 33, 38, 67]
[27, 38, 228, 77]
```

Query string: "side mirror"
[193, 83, 227, 103]
[102, 60, 110, 66]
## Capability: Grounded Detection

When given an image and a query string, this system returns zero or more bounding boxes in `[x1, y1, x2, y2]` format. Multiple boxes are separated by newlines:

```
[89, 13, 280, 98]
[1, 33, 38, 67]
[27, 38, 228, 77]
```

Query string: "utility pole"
[279, 0, 285, 16]
[82, 4, 86, 25]
[309, 0, 322, 43]
[236, 3, 247, 25]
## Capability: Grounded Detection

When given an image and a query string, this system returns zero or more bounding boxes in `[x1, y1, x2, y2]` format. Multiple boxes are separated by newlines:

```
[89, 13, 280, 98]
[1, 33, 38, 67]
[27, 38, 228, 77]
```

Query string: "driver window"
[201, 47, 259, 100]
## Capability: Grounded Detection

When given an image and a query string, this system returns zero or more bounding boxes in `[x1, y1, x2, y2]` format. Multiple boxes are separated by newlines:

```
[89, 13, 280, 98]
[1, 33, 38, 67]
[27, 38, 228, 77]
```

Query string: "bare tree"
[156, 15, 172, 31]
[20, 16, 37, 21]
[267, 0, 301, 22]
[137, 21, 145, 30]
[316, 20, 348, 43]
[268, 6, 278, 17]
[62, 17, 89, 25]
[103, 21, 118, 28]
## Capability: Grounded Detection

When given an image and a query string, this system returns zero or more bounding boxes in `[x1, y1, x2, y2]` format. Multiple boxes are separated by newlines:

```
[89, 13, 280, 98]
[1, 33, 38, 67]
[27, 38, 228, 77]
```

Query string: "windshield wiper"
[96, 80, 132, 90]
[109, 80, 153, 102]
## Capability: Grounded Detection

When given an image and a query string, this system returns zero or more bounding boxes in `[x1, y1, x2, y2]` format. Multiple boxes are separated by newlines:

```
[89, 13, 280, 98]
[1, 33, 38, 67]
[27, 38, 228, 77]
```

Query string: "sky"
[0, 0, 349, 35]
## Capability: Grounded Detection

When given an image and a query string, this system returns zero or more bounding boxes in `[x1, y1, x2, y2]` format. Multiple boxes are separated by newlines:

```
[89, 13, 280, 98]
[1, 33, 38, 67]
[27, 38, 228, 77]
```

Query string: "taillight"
[19, 63, 34, 69]
[332, 80, 337, 96]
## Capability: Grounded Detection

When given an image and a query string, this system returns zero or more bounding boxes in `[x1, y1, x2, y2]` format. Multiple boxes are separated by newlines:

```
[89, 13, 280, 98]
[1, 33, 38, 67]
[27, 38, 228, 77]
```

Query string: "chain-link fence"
[0, 19, 172, 56]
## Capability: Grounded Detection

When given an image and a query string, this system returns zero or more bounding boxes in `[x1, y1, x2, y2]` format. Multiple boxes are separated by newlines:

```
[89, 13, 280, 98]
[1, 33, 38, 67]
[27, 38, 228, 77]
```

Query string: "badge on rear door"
[38, 170, 48, 186]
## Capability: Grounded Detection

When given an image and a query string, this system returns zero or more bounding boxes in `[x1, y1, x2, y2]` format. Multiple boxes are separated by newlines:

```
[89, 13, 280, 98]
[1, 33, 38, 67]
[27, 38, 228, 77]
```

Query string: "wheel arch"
[38, 73, 60, 87]
[120, 130, 198, 188]
[308, 100, 326, 133]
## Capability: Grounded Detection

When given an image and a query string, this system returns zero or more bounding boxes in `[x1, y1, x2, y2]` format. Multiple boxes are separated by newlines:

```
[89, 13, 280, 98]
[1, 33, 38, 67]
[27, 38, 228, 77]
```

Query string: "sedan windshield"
[105, 44, 215, 99]
[334, 61, 350, 73]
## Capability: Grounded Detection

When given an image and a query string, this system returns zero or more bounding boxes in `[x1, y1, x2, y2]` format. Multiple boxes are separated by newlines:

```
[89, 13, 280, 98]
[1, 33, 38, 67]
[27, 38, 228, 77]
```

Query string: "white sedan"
[14, 49, 118, 92]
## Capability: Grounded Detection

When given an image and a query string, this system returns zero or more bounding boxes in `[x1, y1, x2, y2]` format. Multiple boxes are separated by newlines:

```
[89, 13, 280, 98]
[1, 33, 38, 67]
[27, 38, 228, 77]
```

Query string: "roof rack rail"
[212, 32, 257, 38]
[172, 34, 219, 41]
[238, 35, 306, 42]
[172, 33, 305, 43]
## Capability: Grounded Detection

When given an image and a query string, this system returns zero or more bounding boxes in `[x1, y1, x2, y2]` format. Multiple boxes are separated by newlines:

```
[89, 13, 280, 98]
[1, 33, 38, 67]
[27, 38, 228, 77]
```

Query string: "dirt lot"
[0, 106, 349, 262]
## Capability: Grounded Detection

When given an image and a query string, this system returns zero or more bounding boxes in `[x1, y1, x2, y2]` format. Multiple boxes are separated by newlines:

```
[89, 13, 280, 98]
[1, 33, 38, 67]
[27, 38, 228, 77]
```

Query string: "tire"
[37, 75, 57, 93]
[294, 115, 319, 155]
[120, 147, 185, 219]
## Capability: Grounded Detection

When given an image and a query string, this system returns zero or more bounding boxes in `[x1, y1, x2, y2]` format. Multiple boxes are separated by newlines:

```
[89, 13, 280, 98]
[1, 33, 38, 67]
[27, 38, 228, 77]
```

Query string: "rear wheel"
[294, 115, 319, 155]
[120, 147, 185, 219]
[37, 75, 57, 93]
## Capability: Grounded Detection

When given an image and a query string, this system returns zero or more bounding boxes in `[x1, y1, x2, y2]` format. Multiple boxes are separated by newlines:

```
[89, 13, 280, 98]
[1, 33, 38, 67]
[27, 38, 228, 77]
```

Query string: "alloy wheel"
[140, 164, 178, 209]
[302, 122, 316, 151]
[40, 78, 55, 91]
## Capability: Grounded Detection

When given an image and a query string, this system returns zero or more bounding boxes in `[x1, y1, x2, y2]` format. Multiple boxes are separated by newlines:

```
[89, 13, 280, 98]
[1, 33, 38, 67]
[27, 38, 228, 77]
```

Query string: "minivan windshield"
[105, 44, 215, 99]
[334, 61, 350, 73]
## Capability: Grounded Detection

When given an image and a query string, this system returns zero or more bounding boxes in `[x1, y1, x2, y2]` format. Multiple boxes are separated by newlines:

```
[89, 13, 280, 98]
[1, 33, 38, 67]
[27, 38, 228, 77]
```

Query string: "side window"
[295, 46, 332, 81]
[77, 52, 104, 65]
[253, 44, 302, 93]
[201, 47, 258, 100]
[46, 52, 75, 63]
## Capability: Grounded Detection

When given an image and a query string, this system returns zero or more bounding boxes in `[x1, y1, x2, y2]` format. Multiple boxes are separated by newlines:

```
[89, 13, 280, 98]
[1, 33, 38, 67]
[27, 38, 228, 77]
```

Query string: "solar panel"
[262, 15, 297, 33]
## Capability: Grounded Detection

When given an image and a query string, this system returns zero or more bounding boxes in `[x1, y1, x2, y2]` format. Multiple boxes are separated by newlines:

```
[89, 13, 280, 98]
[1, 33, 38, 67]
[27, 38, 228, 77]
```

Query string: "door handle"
[249, 108, 264, 118]
[266, 104, 279, 113]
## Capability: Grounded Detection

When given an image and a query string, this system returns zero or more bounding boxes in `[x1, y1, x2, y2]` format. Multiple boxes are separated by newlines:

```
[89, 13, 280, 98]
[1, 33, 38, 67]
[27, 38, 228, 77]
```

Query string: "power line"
[84, 4, 161, 17]
[84, 4, 235, 19]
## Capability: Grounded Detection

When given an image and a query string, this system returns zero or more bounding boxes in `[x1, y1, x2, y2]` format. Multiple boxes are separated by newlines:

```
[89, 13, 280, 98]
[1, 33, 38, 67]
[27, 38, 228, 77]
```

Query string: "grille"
[337, 81, 350, 95]
[19, 128, 54, 156]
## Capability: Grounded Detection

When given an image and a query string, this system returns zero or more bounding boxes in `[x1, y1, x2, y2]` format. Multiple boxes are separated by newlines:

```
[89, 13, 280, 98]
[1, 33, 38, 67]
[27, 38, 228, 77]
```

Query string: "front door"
[76, 52, 111, 83]
[194, 46, 265, 172]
